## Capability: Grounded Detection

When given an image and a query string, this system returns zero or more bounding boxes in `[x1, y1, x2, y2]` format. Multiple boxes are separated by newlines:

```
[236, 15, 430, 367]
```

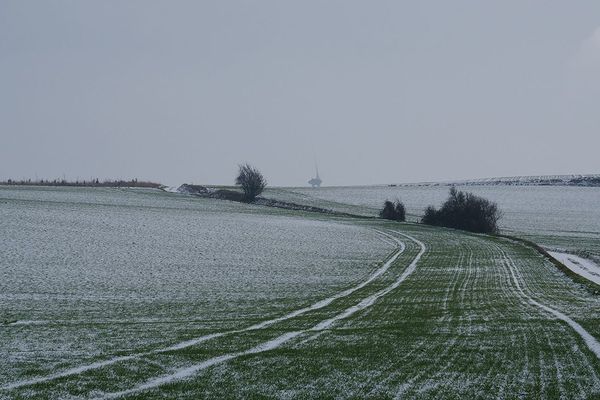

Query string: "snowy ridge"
[396, 174, 600, 187]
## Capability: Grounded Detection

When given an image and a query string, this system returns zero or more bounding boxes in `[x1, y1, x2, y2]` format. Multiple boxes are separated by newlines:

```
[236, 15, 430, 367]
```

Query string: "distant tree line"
[0, 178, 162, 189]
[569, 176, 600, 186]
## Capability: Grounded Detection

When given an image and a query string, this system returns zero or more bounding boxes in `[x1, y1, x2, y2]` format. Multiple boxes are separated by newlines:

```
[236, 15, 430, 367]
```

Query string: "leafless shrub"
[235, 163, 267, 202]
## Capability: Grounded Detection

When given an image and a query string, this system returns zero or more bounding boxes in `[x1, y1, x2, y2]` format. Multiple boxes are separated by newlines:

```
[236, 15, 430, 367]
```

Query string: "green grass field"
[1, 187, 600, 399]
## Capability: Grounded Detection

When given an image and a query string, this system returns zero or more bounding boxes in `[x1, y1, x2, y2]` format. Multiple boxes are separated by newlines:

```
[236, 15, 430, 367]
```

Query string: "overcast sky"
[1, 1, 599, 186]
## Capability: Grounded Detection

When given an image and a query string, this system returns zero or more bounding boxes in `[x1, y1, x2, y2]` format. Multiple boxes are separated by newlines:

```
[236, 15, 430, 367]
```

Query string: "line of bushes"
[421, 187, 501, 234]
[379, 187, 502, 234]
[379, 200, 406, 221]
[0, 178, 162, 188]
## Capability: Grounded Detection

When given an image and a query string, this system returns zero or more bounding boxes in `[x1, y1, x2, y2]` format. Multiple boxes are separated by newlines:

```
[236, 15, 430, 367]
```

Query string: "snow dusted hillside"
[2, 186, 600, 398]
[399, 174, 600, 187]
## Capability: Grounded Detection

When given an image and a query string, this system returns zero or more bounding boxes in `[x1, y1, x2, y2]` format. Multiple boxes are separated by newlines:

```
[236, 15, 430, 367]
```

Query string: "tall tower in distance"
[308, 165, 322, 188]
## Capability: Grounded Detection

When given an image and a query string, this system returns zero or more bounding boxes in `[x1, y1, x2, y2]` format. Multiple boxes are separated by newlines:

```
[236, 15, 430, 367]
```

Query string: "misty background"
[1, 1, 599, 187]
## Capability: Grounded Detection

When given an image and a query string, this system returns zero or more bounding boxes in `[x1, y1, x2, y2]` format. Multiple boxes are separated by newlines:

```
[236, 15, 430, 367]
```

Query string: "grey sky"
[1, 1, 599, 186]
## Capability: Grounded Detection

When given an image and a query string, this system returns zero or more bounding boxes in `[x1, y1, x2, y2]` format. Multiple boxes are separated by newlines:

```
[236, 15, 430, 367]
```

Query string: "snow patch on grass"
[548, 251, 600, 286]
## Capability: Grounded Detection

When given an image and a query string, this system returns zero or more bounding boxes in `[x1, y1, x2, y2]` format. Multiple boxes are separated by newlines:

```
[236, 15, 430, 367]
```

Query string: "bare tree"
[235, 163, 267, 202]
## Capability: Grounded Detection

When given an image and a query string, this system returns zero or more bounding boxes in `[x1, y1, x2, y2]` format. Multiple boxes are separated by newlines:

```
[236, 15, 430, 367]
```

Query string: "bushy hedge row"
[421, 187, 501, 234]
[380, 200, 406, 221]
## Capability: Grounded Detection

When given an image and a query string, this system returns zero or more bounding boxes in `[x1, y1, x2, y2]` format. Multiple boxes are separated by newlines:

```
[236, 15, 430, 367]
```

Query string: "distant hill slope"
[397, 174, 600, 187]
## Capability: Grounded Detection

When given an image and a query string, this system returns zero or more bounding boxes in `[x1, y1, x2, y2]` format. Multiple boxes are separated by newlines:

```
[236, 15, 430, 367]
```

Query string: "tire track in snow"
[488, 241, 596, 394]
[310, 231, 425, 332]
[497, 245, 579, 396]
[1, 230, 403, 392]
[499, 243, 600, 360]
[96, 231, 427, 399]
[494, 245, 600, 394]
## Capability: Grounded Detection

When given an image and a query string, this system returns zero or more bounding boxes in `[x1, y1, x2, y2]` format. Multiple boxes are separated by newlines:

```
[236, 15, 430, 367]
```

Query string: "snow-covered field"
[0, 187, 391, 395]
[1, 186, 600, 398]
